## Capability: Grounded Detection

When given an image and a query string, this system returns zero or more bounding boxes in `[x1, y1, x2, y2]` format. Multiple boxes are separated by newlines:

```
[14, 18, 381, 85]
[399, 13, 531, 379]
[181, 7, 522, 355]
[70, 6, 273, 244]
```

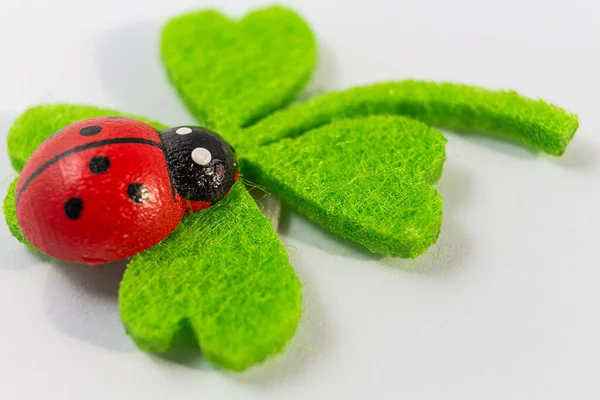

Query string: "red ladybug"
[15, 117, 238, 265]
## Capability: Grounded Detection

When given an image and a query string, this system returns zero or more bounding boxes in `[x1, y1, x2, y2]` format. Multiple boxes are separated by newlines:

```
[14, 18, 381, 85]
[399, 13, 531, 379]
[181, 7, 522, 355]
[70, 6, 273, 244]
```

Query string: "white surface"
[0, 0, 599, 398]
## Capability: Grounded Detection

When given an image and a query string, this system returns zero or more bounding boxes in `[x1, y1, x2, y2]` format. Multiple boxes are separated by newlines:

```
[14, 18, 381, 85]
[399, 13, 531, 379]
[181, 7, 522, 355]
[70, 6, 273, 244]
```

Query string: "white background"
[0, 0, 599, 398]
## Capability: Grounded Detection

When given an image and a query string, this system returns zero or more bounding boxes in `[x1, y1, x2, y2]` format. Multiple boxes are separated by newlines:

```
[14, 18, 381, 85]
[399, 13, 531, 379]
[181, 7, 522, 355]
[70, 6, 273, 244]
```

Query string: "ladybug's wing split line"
[15, 137, 162, 205]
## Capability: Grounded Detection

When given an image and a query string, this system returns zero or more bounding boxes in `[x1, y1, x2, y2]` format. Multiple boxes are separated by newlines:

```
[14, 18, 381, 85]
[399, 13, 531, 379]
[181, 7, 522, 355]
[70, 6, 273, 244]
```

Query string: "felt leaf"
[3, 104, 167, 246]
[240, 80, 579, 156]
[161, 6, 316, 132]
[7, 104, 166, 173]
[119, 182, 301, 371]
[3, 178, 35, 251]
[242, 116, 447, 258]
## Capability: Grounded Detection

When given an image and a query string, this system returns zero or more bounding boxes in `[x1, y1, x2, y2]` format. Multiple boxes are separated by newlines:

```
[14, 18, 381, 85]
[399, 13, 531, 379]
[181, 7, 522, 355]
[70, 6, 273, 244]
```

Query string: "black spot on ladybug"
[127, 183, 149, 204]
[64, 198, 83, 219]
[80, 126, 103, 136]
[88, 156, 110, 174]
[106, 116, 125, 119]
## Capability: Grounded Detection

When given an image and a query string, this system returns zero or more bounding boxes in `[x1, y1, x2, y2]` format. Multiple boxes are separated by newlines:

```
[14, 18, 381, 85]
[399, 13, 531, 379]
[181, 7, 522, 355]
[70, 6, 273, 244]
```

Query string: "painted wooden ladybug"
[15, 117, 238, 265]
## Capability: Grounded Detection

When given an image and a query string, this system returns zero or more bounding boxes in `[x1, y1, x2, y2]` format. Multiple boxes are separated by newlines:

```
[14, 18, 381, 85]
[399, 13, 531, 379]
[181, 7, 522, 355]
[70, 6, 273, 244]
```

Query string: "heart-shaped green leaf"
[120, 182, 301, 371]
[242, 115, 446, 258]
[161, 6, 316, 132]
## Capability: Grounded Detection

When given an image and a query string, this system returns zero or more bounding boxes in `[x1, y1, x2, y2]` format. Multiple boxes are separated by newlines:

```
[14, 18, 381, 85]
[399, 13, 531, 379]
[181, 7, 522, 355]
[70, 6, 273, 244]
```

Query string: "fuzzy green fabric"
[2, 178, 35, 251]
[7, 104, 166, 173]
[243, 116, 445, 258]
[120, 181, 301, 370]
[161, 6, 316, 132]
[238, 80, 578, 156]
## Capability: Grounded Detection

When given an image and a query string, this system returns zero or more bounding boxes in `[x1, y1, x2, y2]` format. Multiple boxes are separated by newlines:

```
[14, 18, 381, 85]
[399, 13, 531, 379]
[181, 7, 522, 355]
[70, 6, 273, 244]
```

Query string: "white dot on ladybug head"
[191, 147, 212, 165]
[176, 127, 192, 135]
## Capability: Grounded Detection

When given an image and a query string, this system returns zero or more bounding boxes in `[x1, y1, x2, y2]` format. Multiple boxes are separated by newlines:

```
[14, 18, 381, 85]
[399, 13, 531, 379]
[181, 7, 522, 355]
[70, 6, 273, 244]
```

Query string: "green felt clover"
[3, 5, 578, 370]
[161, 6, 316, 131]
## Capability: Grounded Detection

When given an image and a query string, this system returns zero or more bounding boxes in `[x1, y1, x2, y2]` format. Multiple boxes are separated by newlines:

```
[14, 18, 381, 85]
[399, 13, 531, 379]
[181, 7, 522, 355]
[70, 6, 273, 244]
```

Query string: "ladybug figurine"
[15, 117, 239, 265]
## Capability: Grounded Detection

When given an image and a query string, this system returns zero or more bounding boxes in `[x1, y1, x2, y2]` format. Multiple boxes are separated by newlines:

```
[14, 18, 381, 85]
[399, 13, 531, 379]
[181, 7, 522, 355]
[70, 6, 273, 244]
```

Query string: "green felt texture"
[161, 6, 316, 133]
[243, 116, 446, 258]
[3, 178, 35, 251]
[7, 104, 166, 173]
[119, 181, 301, 370]
[239, 80, 578, 156]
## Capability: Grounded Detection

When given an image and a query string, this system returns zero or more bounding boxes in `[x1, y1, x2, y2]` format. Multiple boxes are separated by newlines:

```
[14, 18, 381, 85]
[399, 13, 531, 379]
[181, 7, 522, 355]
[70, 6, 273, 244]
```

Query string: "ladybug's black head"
[158, 126, 237, 203]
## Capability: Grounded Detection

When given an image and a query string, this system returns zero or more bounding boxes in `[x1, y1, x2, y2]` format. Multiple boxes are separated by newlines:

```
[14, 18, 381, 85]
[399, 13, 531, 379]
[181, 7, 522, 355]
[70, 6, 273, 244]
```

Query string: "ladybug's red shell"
[16, 117, 186, 264]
